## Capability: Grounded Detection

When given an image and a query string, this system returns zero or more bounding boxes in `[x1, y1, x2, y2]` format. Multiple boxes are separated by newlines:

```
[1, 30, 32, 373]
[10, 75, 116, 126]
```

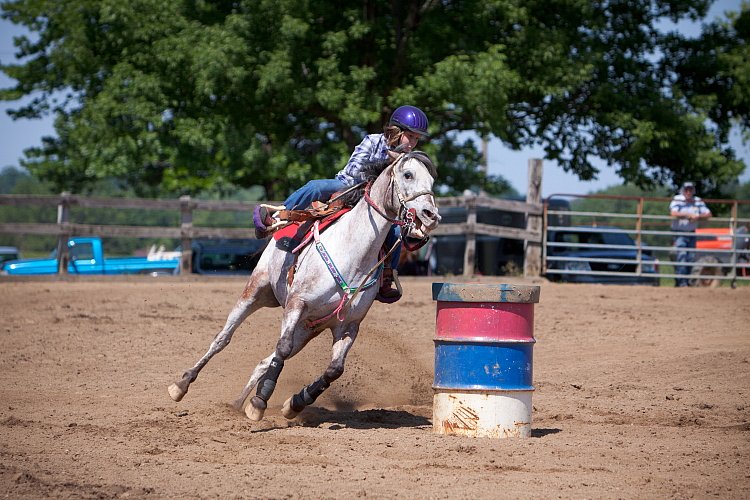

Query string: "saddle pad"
[273, 207, 351, 253]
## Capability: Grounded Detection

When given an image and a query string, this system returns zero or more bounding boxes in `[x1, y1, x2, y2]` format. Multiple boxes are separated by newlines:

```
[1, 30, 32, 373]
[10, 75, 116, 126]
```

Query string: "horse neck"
[336, 171, 397, 254]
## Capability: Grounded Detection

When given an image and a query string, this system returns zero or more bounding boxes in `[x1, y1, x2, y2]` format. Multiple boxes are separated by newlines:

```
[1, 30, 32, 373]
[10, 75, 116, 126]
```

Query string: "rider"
[253, 105, 430, 303]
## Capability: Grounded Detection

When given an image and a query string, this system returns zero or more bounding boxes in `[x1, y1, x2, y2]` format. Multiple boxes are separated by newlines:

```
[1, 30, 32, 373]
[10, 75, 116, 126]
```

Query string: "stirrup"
[254, 203, 288, 238]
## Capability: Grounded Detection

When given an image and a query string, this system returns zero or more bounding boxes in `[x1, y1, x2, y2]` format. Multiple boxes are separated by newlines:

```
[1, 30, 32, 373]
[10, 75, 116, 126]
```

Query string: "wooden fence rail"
[0, 193, 264, 274]
[0, 160, 544, 277]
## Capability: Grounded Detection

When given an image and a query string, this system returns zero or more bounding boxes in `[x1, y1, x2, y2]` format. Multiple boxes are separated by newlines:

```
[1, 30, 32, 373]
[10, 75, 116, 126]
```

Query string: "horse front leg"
[282, 322, 360, 419]
[244, 353, 285, 421]
[168, 277, 273, 402]
[231, 353, 274, 411]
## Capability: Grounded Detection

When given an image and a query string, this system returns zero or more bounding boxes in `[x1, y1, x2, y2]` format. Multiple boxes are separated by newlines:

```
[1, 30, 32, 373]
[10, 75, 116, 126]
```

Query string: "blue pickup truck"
[1, 237, 180, 276]
[545, 226, 659, 285]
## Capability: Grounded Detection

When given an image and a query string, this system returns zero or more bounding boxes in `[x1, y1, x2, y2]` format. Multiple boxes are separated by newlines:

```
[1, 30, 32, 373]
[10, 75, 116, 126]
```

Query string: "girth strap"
[304, 221, 382, 329]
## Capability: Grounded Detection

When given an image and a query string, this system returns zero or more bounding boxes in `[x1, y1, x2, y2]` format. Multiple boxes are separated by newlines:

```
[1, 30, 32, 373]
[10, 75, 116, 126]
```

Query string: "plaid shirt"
[669, 194, 710, 231]
[335, 134, 389, 186]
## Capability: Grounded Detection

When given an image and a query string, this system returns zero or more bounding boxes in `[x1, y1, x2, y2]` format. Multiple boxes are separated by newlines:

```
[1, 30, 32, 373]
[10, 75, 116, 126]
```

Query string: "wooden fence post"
[180, 195, 193, 274]
[463, 193, 477, 277]
[56, 192, 71, 275]
[524, 159, 543, 278]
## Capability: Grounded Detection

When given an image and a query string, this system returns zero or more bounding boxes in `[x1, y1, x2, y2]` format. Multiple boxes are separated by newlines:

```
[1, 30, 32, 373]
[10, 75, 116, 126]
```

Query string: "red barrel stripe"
[435, 301, 535, 341]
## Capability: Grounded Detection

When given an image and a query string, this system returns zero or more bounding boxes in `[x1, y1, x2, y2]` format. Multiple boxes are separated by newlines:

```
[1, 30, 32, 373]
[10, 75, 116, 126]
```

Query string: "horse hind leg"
[167, 306, 250, 402]
[282, 323, 359, 419]
[231, 353, 274, 410]
[168, 278, 274, 402]
[282, 375, 331, 419]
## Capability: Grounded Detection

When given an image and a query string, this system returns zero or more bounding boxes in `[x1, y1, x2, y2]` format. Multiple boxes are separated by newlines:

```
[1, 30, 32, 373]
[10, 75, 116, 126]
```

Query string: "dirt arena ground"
[1, 276, 748, 499]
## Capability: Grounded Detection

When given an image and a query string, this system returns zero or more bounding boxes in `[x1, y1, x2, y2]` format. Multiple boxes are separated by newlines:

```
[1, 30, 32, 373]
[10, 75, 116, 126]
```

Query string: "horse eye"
[404, 171, 413, 180]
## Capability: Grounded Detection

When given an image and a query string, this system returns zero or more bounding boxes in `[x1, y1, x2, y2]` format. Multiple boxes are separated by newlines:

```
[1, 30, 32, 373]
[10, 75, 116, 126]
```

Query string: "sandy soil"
[1, 276, 748, 499]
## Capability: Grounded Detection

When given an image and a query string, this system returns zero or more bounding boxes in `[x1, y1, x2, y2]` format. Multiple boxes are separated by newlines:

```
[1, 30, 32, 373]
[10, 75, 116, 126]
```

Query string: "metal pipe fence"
[544, 194, 750, 287]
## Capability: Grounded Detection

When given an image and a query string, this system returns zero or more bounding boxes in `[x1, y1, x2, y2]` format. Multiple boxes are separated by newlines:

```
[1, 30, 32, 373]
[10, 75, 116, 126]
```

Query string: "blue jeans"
[674, 233, 696, 287]
[284, 179, 402, 269]
[284, 179, 345, 211]
[385, 225, 402, 269]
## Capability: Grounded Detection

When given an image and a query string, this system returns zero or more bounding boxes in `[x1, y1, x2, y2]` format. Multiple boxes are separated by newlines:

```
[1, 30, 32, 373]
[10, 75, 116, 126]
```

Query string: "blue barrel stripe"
[433, 341, 534, 391]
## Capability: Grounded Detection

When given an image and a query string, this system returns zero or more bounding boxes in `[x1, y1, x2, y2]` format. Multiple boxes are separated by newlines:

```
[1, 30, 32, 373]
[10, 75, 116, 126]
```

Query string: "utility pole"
[481, 136, 489, 194]
[481, 136, 488, 175]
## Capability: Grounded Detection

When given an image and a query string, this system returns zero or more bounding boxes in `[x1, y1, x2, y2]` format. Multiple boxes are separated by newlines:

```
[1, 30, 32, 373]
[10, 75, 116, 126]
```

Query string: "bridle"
[364, 154, 435, 229]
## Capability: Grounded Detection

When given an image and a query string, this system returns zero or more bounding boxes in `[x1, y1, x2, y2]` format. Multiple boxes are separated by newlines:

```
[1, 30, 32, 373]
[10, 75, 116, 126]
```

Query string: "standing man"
[669, 182, 712, 287]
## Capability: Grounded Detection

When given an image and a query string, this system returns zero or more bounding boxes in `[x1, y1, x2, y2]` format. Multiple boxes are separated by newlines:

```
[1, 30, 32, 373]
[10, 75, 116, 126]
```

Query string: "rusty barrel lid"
[432, 283, 540, 304]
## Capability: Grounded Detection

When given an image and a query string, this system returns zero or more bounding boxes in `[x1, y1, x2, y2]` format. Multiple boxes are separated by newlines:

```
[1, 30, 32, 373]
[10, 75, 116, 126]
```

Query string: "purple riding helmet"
[389, 105, 429, 137]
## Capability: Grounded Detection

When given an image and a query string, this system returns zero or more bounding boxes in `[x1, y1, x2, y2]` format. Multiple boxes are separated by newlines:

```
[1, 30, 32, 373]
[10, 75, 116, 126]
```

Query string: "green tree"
[0, 165, 32, 194]
[659, 2, 750, 196]
[1, 0, 748, 199]
[0, 166, 55, 251]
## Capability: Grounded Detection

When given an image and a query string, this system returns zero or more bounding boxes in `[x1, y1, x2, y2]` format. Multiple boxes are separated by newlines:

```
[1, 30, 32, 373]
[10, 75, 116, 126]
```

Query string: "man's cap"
[682, 181, 695, 190]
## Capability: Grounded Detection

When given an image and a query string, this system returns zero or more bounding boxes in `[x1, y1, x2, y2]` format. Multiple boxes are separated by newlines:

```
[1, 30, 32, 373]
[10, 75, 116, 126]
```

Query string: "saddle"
[259, 197, 350, 288]
[273, 203, 351, 254]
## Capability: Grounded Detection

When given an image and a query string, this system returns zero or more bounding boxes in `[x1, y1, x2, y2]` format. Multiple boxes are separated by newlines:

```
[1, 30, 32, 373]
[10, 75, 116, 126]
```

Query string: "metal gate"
[543, 194, 750, 287]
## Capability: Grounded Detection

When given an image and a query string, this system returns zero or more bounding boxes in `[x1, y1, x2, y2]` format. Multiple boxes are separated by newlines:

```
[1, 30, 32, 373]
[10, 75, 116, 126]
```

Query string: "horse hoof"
[168, 382, 186, 402]
[246, 397, 266, 421]
[282, 397, 301, 420]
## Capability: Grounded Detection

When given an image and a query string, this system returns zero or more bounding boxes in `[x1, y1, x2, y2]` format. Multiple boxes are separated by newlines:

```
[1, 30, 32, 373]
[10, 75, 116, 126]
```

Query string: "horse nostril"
[422, 209, 439, 224]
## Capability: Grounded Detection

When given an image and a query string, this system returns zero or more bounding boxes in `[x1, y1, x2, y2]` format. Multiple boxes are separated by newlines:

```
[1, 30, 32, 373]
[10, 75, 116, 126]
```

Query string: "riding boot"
[376, 267, 402, 304]
[253, 205, 276, 239]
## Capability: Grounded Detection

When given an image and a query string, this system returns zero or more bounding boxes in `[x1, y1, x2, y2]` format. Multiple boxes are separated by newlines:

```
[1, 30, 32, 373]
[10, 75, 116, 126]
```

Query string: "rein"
[364, 184, 404, 225]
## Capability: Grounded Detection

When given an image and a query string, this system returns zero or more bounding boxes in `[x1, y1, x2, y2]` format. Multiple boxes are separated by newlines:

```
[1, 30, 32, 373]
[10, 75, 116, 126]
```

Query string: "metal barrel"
[432, 283, 540, 438]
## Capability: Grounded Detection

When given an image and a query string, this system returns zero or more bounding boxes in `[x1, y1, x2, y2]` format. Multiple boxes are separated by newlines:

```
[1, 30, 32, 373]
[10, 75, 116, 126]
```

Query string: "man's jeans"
[674, 233, 696, 287]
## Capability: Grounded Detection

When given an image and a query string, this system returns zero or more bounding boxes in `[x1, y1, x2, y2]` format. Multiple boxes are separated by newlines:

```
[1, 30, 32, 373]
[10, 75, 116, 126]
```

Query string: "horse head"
[384, 151, 441, 240]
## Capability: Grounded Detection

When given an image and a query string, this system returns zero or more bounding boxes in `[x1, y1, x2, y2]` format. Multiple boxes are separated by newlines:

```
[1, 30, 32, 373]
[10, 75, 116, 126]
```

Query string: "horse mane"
[337, 151, 437, 207]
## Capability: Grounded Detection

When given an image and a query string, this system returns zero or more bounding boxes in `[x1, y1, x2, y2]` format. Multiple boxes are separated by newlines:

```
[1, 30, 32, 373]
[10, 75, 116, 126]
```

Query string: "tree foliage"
[1, 0, 748, 199]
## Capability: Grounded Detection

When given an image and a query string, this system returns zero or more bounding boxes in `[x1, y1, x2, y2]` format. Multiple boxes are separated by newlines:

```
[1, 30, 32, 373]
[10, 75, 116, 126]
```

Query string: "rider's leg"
[284, 179, 346, 210]
[388, 225, 403, 269]
[253, 179, 345, 238]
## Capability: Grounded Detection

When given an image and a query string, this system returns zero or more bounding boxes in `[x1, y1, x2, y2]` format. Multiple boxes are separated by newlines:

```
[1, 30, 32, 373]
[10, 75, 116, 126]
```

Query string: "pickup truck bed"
[1, 237, 179, 275]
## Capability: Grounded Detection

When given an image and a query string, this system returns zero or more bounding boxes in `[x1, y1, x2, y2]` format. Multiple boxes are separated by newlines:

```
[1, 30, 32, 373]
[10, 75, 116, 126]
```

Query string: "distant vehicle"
[1, 237, 179, 276]
[1, 237, 269, 277]
[428, 198, 571, 276]
[690, 227, 750, 287]
[189, 239, 267, 275]
[545, 226, 659, 285]
[0, 246, 21, 267]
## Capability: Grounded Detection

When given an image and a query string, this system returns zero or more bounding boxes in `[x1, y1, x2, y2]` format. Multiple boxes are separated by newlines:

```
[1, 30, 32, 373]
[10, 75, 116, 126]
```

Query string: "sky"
[1, 1, 748, 197]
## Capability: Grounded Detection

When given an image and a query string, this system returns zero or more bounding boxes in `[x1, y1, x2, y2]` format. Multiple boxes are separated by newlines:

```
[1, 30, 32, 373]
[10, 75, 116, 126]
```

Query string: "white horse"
[168, 152, 440, 421]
